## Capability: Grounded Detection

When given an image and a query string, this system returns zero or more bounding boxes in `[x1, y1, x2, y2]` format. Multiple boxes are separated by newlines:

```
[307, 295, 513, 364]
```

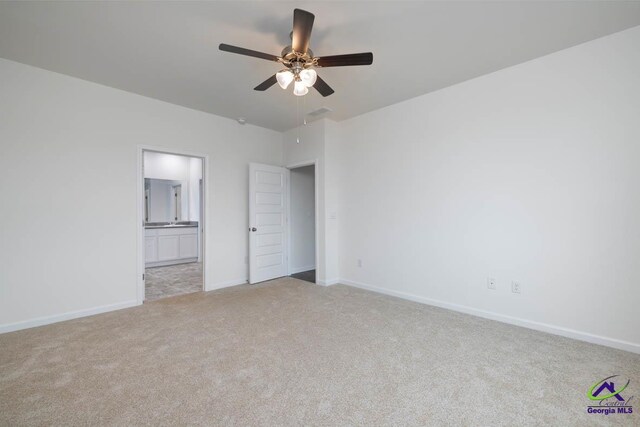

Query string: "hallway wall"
[289, 165, 316, 273]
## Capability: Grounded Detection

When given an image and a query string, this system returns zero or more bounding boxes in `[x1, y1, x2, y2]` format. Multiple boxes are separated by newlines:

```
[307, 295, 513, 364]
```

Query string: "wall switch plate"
[511, 281, 521, 294]
[357, 259, 362, 268]
[487, 278, 496, 290]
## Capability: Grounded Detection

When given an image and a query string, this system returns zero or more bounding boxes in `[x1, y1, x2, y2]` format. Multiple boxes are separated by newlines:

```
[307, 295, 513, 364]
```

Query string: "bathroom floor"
[145, 262, 203, 301]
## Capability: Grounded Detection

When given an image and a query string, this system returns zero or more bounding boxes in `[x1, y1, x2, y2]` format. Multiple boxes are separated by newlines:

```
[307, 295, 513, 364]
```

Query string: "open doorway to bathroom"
[288, 164, 316, 284]
[141, 150, 205, 301]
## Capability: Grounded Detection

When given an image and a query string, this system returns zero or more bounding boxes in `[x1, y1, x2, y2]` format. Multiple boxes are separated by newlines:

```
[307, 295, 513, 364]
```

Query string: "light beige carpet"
[1, 278, 638, 426]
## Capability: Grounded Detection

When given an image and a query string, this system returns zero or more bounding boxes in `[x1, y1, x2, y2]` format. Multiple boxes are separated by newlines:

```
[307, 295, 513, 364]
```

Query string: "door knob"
[251, 227, 257, 232]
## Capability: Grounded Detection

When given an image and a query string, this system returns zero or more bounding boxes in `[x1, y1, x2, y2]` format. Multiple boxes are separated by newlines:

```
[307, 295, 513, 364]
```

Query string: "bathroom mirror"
[144, 178, 185, 223]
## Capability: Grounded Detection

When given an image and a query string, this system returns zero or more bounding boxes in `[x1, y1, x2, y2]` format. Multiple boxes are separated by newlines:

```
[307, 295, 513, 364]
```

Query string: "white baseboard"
[290, 265, 316, 275]
[317, 278, 340, 286]
[206, 277, 248, 291]
[340, 279, 640, 354]
[0, 300, 139, 334]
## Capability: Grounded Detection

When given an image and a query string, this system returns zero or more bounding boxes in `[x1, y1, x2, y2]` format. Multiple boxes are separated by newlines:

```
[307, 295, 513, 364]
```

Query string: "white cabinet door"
[158, 235, 180, 261]
[179, 234, 198, 258]
[145, 237, 158, 262]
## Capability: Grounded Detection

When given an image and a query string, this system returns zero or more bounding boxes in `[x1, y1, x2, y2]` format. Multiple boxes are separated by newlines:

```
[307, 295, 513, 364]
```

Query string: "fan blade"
[254, 75, 278, 91]
[316, 52, 373, 67]
[313, 75, 334, 97]
[292, 9, 315, 54]
[219, 43, 280, 62]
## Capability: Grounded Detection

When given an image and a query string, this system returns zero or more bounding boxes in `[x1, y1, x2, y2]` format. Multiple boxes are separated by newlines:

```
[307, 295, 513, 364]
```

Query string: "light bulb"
[293, 80, 308, 96]
[276, 70, 294, 89]
[299, 68, 317, 87]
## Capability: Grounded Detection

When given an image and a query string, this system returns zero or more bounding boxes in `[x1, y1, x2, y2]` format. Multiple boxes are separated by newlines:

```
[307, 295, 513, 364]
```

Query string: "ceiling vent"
[307, 107, 333, 117]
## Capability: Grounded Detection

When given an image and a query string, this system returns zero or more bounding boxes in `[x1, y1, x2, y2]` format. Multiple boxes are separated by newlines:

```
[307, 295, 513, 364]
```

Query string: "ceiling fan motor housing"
[280, 45, 315, 67]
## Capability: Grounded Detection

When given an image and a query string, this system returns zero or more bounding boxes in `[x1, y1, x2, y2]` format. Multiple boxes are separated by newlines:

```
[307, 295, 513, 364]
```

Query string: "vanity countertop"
[145, 222, 198, 229]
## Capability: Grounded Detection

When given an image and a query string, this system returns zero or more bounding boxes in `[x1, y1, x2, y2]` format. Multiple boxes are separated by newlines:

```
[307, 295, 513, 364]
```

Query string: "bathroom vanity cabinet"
[145, 225, 198, 267]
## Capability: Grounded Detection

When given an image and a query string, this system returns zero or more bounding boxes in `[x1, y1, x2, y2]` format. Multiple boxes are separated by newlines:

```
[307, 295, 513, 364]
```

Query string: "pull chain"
[296, 96, 300, 144]
[303, 95, 307, 126]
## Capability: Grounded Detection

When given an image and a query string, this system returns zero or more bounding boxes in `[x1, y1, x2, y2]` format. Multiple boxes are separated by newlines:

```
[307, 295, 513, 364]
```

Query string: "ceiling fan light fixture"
[276, 70, 294, 89]
[220, 8, 373, 98]
[293, 80, 309, 96]
[299, 68, 317, 87]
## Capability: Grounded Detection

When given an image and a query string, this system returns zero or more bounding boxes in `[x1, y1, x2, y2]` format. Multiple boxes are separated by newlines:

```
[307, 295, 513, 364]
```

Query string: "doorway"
[288, 164, 316, 283]
[137, 148, 207, 303]
[247, 161, 319, 285]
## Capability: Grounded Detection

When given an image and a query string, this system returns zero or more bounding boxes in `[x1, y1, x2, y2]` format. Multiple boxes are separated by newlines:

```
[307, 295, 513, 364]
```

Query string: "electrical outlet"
[357, 259, 362, 268]
[511, 281, 521, 294]
[487, 278, 496, 290]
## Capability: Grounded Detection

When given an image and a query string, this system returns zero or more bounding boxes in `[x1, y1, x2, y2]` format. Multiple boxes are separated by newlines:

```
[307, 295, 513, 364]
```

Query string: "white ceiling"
[1, 1, 639, 131]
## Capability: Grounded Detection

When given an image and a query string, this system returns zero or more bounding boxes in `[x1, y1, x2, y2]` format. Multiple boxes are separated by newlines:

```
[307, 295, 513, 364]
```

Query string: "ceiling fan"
[219, 8, 373, 97]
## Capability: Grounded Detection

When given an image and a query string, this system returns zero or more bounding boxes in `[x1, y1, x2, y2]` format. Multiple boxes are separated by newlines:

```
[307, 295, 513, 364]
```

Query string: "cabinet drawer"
[157, 227, 198, 236]
[145, 229, 158, 237]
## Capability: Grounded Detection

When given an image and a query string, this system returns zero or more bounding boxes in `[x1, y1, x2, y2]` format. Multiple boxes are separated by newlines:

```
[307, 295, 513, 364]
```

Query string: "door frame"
[286, 159, 319, 282]
[136, 145, 209, 304]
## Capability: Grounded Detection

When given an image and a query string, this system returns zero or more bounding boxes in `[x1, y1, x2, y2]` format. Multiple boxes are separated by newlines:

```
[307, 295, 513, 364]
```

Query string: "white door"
[249, 163, 288, 284]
